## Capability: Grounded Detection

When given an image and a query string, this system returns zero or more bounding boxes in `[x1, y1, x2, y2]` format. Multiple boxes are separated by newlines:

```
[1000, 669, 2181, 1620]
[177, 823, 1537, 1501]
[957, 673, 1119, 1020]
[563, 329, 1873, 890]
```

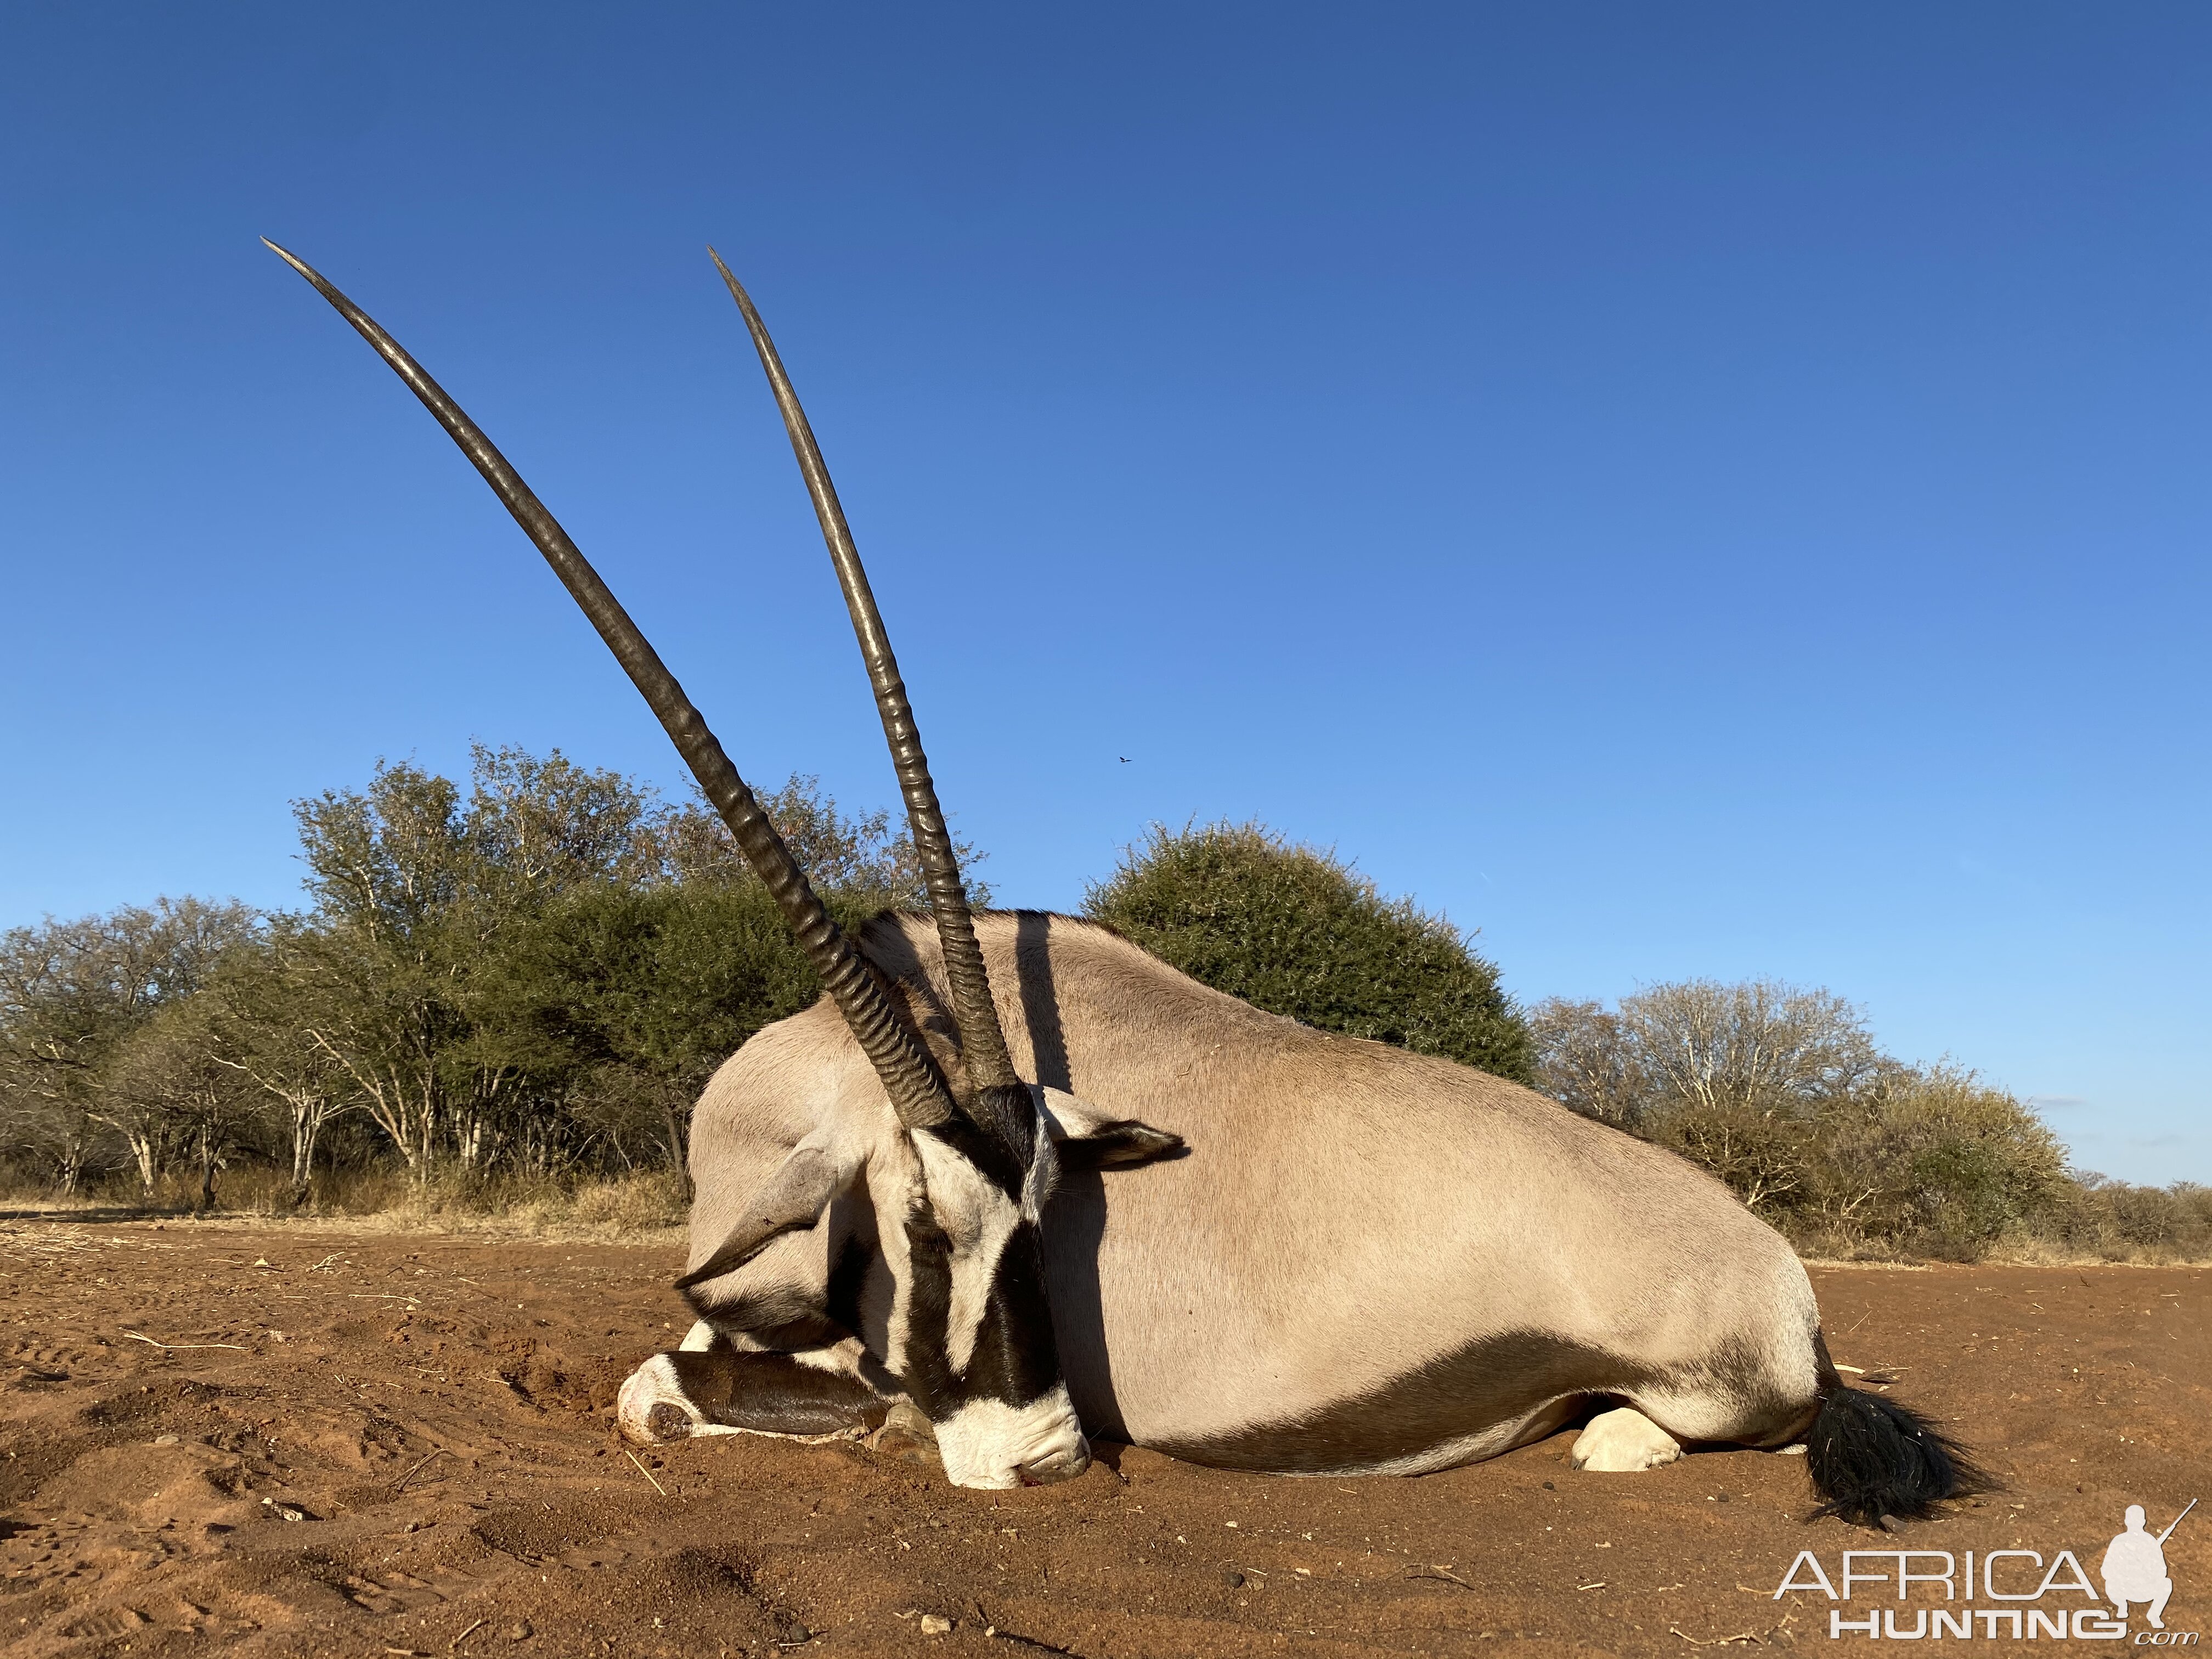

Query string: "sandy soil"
[0, 1218, 2203, 1657]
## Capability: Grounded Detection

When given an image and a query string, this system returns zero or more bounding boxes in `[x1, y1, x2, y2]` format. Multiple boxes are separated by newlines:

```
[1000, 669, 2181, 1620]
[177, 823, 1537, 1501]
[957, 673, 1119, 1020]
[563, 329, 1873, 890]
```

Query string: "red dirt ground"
[1, 1219, 2203, 1657]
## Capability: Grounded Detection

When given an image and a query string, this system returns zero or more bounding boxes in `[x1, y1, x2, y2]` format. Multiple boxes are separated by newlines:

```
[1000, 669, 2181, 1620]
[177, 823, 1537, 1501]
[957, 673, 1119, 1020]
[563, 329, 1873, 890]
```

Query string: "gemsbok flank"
[269, 242, 1985, 1523]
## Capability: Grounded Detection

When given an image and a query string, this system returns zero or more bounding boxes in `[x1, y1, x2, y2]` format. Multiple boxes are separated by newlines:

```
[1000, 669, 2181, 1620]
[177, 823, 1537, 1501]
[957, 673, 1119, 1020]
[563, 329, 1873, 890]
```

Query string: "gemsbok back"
[270, 242, 1984, 1524]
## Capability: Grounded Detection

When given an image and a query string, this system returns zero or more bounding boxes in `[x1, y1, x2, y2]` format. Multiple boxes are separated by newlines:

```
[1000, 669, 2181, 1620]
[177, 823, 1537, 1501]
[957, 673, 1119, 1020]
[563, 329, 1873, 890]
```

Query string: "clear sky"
[3, 4, 2205, 1183]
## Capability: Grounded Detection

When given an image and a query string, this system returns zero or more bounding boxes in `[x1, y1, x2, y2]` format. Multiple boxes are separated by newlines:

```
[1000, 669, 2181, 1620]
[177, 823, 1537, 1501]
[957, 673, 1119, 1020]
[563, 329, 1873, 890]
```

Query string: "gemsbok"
[270, 242, 1982, 1525]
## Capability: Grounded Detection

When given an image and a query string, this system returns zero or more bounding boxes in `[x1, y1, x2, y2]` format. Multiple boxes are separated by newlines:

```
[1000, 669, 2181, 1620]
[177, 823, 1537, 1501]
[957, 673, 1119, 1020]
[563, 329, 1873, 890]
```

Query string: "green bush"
[1798, 1066, 2072, 1258]
[0, 750, 943, 1202]
[1084, 822, 1533, 1082]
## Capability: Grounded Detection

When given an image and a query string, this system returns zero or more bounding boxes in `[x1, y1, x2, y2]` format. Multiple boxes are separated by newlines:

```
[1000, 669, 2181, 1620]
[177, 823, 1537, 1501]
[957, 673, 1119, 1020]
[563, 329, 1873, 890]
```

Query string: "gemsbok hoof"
[869, 1401, 941, 1468]
[1570, 1406, 1684, 1472]
[617, 1355, 702, 1444]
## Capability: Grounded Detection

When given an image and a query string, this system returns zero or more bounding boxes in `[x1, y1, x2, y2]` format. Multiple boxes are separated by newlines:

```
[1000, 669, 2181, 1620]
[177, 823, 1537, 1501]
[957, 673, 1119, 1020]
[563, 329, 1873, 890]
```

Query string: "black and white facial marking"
[894, 1104, 1090, 1488]
[648, 1078, 1180, 1489]
[883, 1085, 1183, 1486]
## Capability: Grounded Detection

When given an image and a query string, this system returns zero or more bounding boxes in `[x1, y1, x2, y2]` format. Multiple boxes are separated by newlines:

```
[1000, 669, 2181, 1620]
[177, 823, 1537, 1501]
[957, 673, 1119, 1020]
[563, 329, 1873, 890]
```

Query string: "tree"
[1530, 979, 2070, 1251]
[1084, 822, 1533, 1082]
[0, 1060, 107, 1194]
[481, 848, 891, 1187]
[0, 898, 259, 1193]
[286, 747, 661, 1179]
[654, 773, 986, 910]
[1531, 978, 1887, 1217]
[100, 1000, 261, 1210]
[1617, 979, 1883, 1117]
[1808, 1065, 2069, 1255]
[198, 919, 352, 1201]
[1525, 1000, 1646, 1127]
[281, 748, 950, 1185]
[1533, 980, 1884, 1126]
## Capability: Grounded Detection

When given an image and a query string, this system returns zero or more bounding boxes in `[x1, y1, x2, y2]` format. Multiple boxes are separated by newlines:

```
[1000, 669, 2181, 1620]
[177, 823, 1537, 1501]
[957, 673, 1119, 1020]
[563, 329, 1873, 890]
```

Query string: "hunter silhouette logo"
[1771, 1498, 2197, 1642]
[2106, 1500, 2193, 1632]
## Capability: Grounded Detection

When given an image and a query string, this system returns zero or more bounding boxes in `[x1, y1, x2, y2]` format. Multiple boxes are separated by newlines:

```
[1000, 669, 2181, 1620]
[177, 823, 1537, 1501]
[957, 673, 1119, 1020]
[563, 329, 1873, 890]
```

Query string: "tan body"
[681, 911, 1823, 1476]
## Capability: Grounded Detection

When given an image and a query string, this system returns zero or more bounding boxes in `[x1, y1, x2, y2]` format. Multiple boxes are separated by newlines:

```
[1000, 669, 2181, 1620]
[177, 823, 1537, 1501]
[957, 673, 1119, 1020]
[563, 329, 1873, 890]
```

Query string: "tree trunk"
[287, 1101, 320, 1206]
[197, 1127, 218, 1212]
[663, 1102, 695, 1201]
[127, 1131, 157, 1195]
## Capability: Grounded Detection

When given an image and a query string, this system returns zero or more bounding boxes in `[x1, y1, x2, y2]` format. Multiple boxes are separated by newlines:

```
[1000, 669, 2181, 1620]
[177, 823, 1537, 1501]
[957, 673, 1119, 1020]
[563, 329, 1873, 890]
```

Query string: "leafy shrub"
[1529, 982, 2185, 1260]
[1802, 1066, 2072, 1258]
[0, 751, 936, 1203]
[1084, 822, 1533, 1082]
[2045, 1177, 2212, 1258]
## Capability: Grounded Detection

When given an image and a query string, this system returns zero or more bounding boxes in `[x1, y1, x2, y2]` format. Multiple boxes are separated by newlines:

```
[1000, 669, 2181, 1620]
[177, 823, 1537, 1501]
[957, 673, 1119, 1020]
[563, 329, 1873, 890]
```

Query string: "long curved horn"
[264, 239, 956, 1132]
[708, 251, 1031, 1156]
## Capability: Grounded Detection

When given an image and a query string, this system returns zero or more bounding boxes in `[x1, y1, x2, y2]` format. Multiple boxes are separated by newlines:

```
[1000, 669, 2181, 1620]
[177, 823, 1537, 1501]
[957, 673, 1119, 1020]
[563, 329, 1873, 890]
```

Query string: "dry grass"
[0, 1166, 688, 1244]
[1779, 1182, 2212, 1265]
[5, 1167, 2205, 1262]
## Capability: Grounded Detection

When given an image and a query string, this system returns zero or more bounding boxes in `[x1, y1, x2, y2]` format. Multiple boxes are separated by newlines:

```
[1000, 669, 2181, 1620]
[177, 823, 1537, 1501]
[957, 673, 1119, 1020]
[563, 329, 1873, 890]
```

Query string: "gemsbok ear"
[1037, 1087, 1186, 1169]
[674, 1138, 857, 1291]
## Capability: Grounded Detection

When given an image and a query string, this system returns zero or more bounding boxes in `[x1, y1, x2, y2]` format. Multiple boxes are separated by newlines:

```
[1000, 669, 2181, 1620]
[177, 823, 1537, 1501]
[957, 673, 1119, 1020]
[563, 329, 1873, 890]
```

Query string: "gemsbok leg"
[618, 1323, 898, 1444]
[1569, 1406, 1684, 1472]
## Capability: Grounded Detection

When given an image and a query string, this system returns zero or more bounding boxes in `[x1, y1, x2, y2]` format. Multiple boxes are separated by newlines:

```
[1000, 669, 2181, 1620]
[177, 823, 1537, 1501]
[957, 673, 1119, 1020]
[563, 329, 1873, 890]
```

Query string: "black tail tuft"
[1805, 1381, 1990, 1527]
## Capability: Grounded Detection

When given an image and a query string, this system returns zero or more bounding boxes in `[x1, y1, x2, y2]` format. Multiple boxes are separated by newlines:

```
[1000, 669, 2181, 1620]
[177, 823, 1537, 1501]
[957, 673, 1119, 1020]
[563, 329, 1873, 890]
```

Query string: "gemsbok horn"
[710, 249, 1034, 1164]
[266, 241, 1101, 1488]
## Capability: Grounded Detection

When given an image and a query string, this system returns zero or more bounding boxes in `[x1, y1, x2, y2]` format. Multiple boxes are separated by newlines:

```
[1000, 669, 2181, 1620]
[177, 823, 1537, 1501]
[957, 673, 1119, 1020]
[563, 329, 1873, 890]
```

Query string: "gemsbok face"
[266, 239, 1114, 1487]
[663, 1064, 1098, 1487]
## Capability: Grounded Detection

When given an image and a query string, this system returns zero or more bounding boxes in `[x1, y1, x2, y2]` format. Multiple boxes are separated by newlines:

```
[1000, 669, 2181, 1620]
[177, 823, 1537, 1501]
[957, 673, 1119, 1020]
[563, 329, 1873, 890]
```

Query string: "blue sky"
[3, 4, 2205, 1182]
